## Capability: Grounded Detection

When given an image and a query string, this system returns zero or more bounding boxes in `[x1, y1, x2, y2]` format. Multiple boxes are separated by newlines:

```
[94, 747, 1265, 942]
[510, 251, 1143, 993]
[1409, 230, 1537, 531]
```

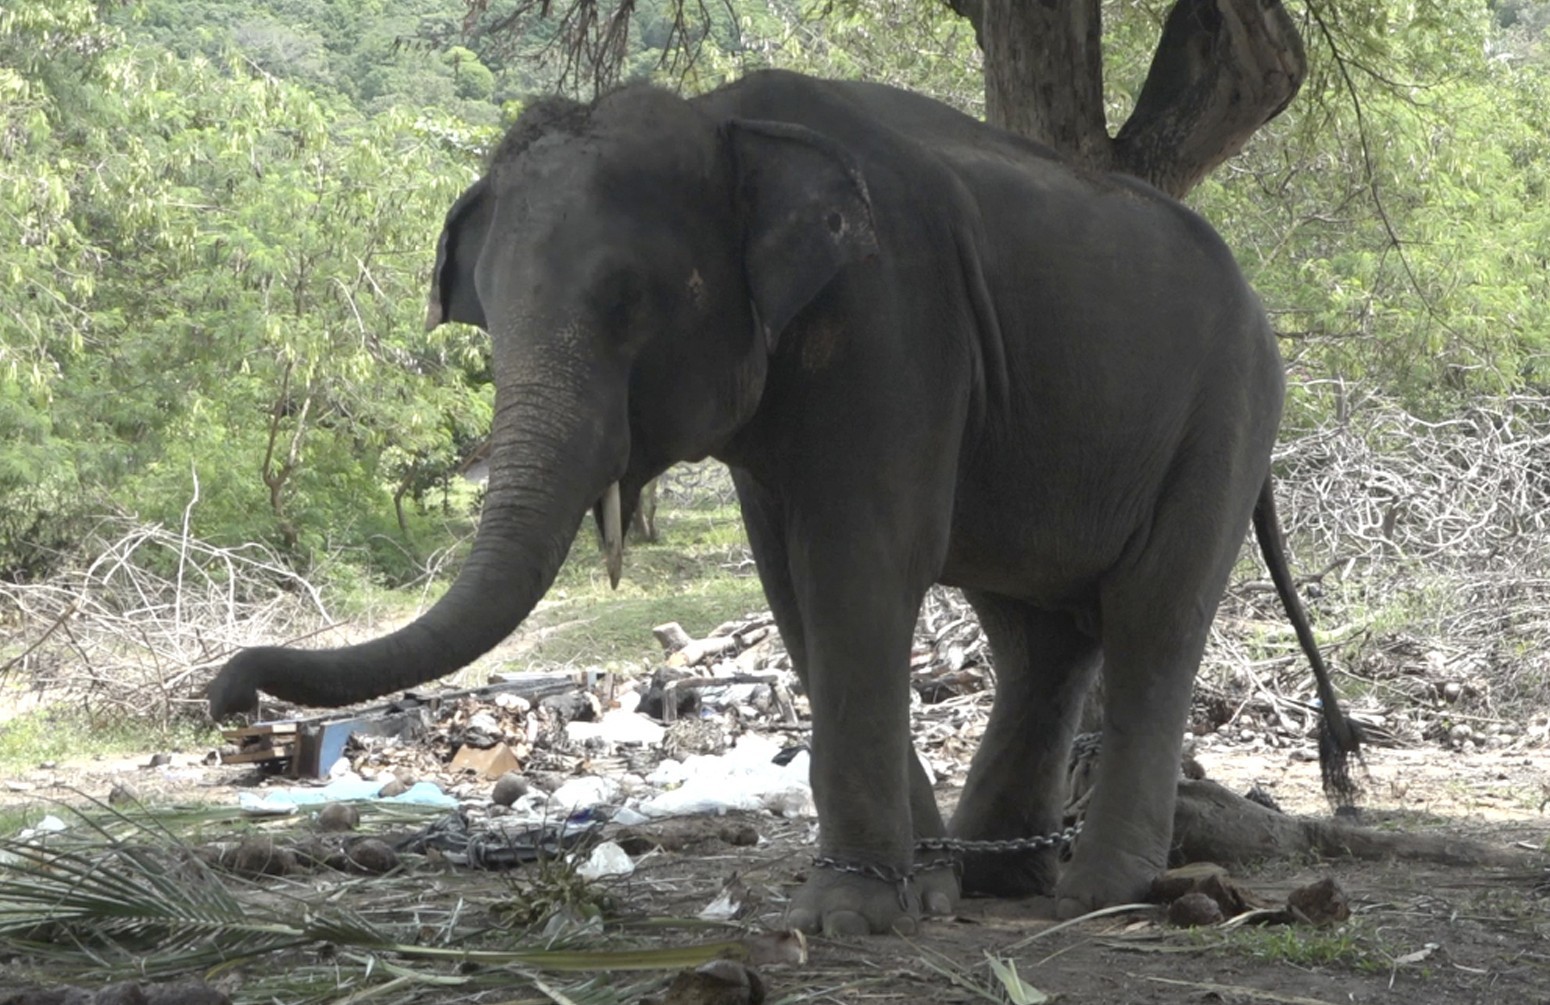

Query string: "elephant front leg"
[736, 474, 951, 934]
[788, 595, 923, 935]
[785, 560, 930, 935]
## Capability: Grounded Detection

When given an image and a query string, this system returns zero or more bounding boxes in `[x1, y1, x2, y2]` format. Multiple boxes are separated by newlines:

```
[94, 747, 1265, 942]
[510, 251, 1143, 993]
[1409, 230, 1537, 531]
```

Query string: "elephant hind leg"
[1056, 473, 1260, 917]
[950, 593, 1101, 897]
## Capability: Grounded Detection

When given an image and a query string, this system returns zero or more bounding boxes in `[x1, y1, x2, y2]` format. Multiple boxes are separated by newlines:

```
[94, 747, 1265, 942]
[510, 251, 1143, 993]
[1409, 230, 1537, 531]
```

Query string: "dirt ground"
[4, 735, 1549, 1004]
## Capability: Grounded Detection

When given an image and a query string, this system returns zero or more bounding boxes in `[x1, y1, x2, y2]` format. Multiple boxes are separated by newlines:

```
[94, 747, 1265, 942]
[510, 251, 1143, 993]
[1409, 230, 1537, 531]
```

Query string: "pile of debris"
[217, 599, 1008, 839]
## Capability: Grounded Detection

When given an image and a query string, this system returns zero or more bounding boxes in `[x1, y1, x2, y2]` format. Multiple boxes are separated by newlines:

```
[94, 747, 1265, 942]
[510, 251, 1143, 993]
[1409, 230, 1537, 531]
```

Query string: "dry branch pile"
[4, 394, 1550, 753]
[0, 519, 336, 719]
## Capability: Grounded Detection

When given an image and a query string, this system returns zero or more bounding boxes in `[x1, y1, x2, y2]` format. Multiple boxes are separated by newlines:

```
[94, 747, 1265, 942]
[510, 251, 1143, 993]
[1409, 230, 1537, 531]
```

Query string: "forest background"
[4, 0, 1550, 735]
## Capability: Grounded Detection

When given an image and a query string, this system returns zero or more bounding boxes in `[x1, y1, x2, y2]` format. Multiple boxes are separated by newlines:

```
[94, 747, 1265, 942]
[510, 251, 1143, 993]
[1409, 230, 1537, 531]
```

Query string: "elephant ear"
[425, 177, 493, 331]
[724, 119, 879, 351]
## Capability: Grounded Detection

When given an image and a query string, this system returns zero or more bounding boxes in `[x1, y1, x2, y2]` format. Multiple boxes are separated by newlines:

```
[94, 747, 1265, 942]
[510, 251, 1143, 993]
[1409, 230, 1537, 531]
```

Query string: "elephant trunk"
[208, 343, 623, 718]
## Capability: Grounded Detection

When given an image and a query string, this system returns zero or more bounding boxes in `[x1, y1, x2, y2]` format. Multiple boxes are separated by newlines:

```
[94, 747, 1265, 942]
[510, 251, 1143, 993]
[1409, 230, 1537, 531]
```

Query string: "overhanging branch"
[1113, 0, 1307, 197]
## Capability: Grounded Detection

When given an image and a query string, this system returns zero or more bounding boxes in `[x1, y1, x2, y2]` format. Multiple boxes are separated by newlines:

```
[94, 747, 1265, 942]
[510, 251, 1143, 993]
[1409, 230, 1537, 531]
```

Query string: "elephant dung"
[1167, 892, 1226, 928]
[646, 960, 766, 1005]
[1149, 862, 1273, 918]
[1286, 877, 1351, 926]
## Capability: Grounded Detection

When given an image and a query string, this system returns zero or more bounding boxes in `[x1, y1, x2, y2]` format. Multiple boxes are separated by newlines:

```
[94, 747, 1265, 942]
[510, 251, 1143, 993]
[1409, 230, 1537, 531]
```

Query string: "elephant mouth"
[592, 482, 623, 589]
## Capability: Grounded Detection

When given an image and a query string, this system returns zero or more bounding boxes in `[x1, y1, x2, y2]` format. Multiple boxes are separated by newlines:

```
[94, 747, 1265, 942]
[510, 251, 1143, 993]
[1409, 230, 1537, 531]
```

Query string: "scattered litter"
[238, 777, 456, 814]
[632, 734, 812, 819]
[448, 741, 521, 779]
[550, 775, 623, 813]
[565, 708, 667, 746]
[698, 875, 749, 921]
[236, 793, 296, 817]
[396, 811, 598, 869]
[576, 840, 634, 879]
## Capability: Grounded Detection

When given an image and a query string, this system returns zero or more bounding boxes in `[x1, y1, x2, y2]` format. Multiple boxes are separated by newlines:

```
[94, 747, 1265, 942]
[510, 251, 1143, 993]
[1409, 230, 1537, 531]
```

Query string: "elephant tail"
[1252, 476, 1363, 807]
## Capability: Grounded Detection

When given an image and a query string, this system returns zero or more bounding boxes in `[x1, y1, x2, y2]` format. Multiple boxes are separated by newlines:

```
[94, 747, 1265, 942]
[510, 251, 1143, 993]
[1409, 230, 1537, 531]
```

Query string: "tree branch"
[940, 0, 985, 48]
[1112, 0, 1306, 198]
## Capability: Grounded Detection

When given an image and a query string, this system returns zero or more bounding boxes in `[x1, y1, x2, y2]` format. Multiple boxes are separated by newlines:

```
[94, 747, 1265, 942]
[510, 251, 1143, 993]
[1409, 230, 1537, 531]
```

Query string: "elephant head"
[207, 86, 879, 716]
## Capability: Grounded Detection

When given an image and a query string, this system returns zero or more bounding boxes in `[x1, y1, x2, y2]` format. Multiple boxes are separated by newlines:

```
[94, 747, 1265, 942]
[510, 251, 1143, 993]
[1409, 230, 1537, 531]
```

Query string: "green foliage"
[0, 2, 498, 580]
[5, 0, 1550, 590]
[1214, 922, 1391, 974]
[1191, 4, 1550, 417]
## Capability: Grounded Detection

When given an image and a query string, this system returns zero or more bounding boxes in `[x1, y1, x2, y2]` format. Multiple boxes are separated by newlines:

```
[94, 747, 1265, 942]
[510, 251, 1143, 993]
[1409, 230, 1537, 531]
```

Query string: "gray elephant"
[209, 70, 1358, 935]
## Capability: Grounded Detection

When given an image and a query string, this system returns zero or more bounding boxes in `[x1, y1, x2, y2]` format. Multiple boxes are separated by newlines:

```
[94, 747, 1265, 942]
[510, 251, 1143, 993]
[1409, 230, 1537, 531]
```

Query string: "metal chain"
[914, 822, 1082, 855]
[810, 855, 913, 885]
[810, 822, 1082, 906]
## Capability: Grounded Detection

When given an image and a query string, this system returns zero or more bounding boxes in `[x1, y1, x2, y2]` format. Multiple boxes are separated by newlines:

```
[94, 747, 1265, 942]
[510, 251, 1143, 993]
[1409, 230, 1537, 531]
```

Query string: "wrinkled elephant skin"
[207, 71, 1356, 936]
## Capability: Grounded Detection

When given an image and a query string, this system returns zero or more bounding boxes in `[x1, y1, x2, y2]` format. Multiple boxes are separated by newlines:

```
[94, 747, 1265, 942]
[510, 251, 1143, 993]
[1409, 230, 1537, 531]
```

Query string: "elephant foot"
[959, 846, 1057, 898]
[914, 855, 960, 916]
[788, 857, 958, 935]
[1053, 846, 1161, 919]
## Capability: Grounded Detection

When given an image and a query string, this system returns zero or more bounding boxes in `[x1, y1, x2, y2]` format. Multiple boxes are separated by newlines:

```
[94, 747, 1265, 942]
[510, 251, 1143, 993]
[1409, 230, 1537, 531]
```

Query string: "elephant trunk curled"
[207, 349, 620, 718]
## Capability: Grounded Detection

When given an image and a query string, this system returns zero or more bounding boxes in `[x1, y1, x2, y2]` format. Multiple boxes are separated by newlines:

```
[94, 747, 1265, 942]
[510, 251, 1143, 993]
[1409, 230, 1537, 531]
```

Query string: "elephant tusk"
[602, 481, 623, 589]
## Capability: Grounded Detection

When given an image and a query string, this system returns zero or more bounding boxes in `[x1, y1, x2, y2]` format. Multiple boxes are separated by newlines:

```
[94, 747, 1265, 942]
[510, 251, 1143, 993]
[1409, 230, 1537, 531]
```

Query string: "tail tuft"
[1318, 711, 1363, 808]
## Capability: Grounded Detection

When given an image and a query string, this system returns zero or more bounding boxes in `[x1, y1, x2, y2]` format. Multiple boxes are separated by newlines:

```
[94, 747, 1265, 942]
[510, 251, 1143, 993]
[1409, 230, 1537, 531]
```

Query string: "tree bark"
[975, 0, 1306, 199]
[980, 0, 1109, 167]
[1171, 780, 1536, 870]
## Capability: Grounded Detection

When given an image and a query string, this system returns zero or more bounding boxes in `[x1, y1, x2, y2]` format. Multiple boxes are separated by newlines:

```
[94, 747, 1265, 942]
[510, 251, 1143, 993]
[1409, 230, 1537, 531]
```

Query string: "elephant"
[208, 69, 1359, 936]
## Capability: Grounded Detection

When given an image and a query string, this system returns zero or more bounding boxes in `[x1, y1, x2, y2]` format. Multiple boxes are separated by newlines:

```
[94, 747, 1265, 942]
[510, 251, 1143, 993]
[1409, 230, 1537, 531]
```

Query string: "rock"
[316, 802, 360, 832]
[491, 771, 529, 806]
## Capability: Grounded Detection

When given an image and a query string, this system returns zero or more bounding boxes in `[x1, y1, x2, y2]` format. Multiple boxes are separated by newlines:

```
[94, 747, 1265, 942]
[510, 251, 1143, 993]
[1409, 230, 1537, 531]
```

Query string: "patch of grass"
[553, 503, 752, 593]
[492, 852, 617, 933]
[0, 804, 43, 836]
[515, 501, 766, 667]
[1213, 922, 1390, 973]
[0, 703, 219, 773]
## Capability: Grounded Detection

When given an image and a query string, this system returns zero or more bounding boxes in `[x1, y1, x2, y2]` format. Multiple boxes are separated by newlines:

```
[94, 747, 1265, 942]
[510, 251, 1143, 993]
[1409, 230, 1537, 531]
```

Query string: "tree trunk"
[960, 0, 1306, 199]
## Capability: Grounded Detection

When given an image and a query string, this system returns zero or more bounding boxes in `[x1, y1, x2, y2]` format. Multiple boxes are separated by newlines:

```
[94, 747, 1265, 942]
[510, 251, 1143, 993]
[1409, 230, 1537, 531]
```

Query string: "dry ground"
[4, 735, 1548, 1004]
